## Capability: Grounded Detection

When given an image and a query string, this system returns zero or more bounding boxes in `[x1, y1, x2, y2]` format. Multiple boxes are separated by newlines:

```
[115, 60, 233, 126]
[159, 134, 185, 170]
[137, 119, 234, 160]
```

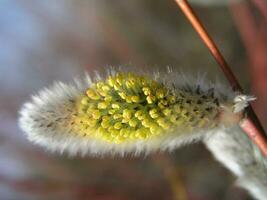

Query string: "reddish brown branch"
[251, 0, 267, 25]
[240, 119, 267, 155]
[174, 0, 267, 157]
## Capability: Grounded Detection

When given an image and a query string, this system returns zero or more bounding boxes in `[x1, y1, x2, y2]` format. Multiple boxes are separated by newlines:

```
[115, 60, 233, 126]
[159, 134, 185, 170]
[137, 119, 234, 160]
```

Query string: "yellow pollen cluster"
[75, 72, 219, 144]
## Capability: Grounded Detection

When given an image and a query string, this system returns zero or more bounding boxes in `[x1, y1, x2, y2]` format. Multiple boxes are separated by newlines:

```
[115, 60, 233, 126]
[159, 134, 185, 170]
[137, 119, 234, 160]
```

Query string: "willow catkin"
[19, 68, 250, 156]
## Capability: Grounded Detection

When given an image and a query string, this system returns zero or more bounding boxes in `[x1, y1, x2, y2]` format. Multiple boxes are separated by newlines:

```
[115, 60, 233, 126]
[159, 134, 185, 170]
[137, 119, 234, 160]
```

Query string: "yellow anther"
[134, 110, 143, 118]
[157, 118, 165, 126]
[107, 76, 115, 86]
[108, 126, 114, 132]
[108, 109, 116, 115]
[96, 82, 104, 89]
[113, 114, 122, 120]
[157, 118, 171, 130]
[129, 118, 138, 127]
[92, 110, 101, 119]
[114, 83, 120, 91]
[104, 95, 112, 102]
[135, 110, 146, 120]
[81, 97, 89, 105]
[125, 80, 132, 88]
[101, 120, 110, 129]
[102, 116, 109, 121]
[128, 77, 136, 86]
[119, 128, 126, 136]
[125, 96, 132, 103]
[116, 73, 124, 85]
[122, 118, 130, 123]
[111, 103, 120, 109]
[150, 108, 157, 114]
[131, 96, 140, 103]
[163, 108, 171, 116]
[136, 129, 147, 139]
[162, 123, 171, 130]
[123, 109, 132, 119]
[158, 102, 165, 109]
[102, 85, 110, 92]
[86, 106, 95, 114]
[158, 100, 168, 108]
[86, 89, 100, 100]
[146, 95, 155, 104]
[98, 102, 108, 109]
[110, 129, 119, 137]
[120, 129, 130, 138]
[118, 92, 127, 99]
[114, 122, 122, 130]
[142, 118, 151, 128]
[142, 87, 151, 96]
[149, 109, 159, 119]
[150, 124, 160, 135]
[98, 90, 107, 97]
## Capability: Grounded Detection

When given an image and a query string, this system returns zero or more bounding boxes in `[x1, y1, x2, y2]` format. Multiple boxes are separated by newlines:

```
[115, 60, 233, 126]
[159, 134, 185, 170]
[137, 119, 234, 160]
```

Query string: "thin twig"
[240, 119, 267, 155]
[153, 155, 188, 200]
[174, 0, 267, 158]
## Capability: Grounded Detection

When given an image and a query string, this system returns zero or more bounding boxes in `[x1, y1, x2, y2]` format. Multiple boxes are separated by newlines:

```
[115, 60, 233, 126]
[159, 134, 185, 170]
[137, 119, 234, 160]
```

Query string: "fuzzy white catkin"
[20, 69, 230, 156]
[19, 69, 238, 156]
[18, 68, 267, 199]
[205, 126, 267, 200]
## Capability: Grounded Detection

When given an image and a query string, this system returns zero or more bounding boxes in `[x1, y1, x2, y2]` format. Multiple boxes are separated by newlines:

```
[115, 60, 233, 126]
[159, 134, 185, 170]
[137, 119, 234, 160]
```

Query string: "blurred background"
[0, 0, 267, 199]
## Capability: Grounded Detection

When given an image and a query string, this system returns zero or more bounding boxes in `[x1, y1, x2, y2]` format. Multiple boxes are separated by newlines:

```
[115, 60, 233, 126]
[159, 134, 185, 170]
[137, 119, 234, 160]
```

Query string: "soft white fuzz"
[233, 95, 256, 113]
[205, 126, 267, 200]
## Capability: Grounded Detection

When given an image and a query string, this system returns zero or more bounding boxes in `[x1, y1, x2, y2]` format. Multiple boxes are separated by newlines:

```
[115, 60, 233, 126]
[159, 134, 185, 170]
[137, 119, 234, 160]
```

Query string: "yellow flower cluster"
[75, 72, 219, 144]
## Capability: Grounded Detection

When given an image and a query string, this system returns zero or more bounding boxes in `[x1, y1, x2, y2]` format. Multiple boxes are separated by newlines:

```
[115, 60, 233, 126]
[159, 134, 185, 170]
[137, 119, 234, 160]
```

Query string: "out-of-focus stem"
[251, 0, 267, 24]
[174, 0, 267, 158]
[153, 155, 188, 200]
